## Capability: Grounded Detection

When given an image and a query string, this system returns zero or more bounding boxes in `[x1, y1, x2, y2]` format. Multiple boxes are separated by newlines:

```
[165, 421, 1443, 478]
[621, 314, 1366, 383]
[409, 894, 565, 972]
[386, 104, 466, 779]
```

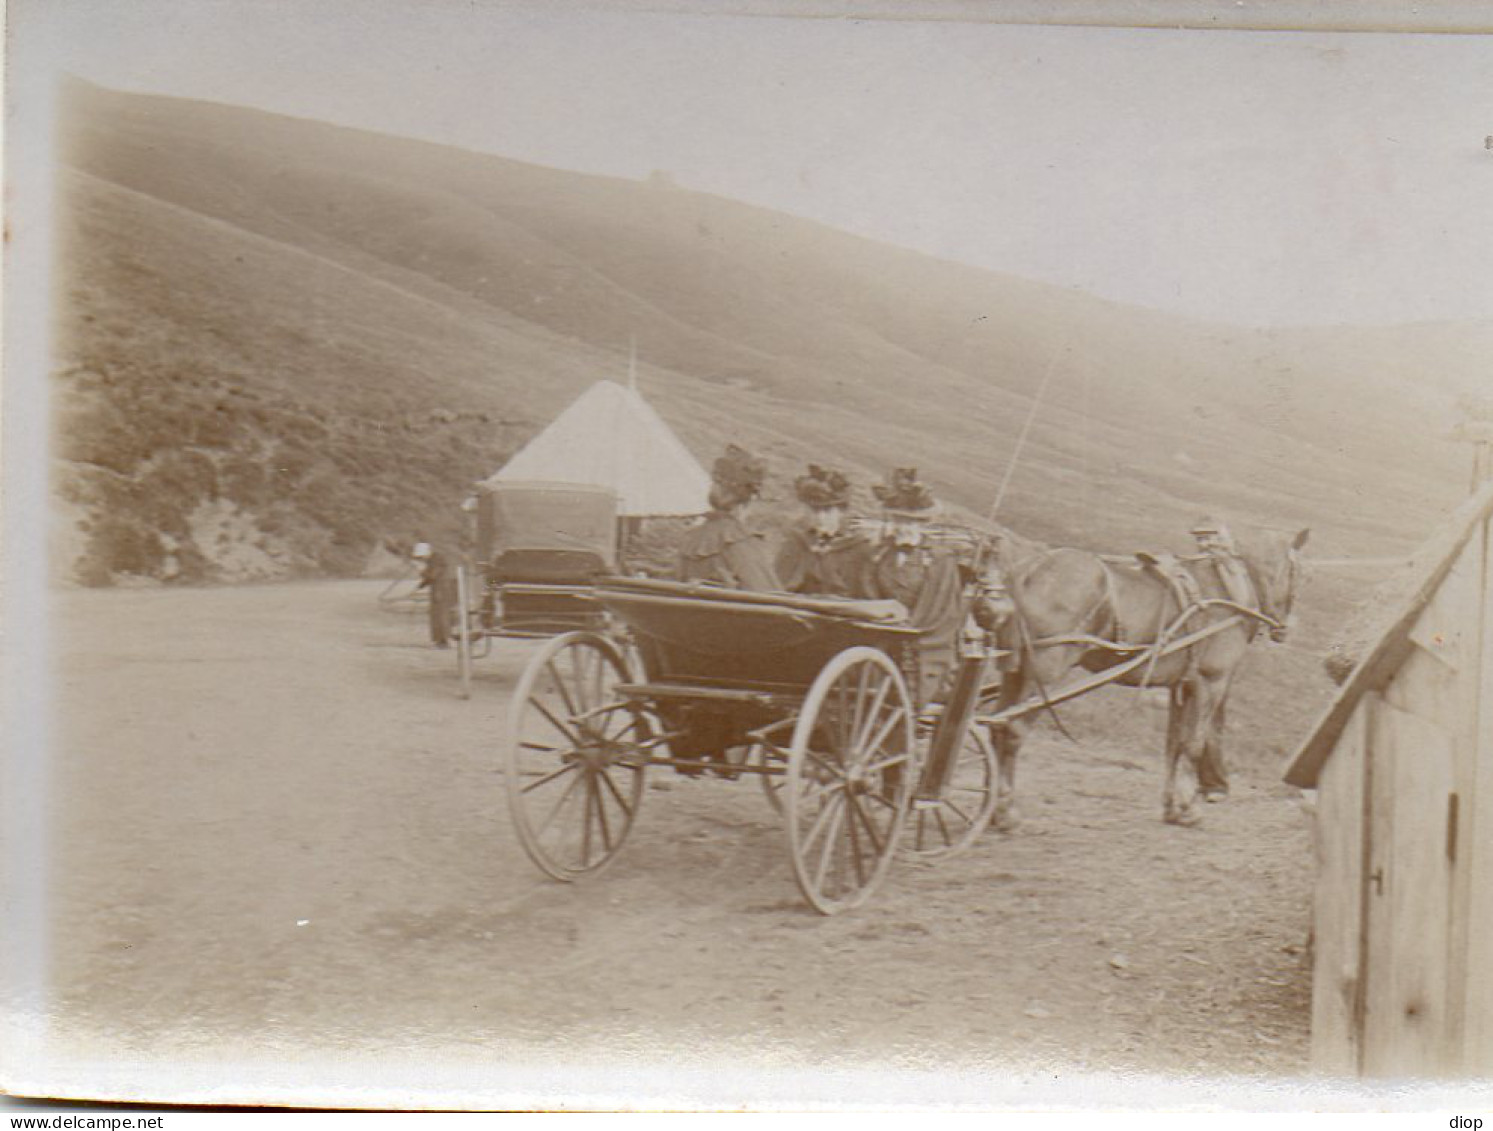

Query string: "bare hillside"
[52, 79, 1483, 586]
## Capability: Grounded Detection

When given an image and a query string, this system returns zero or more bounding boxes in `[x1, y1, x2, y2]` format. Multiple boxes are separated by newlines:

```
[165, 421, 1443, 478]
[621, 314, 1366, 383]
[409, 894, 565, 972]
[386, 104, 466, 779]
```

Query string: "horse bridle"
[1240, 543, 1301, 642]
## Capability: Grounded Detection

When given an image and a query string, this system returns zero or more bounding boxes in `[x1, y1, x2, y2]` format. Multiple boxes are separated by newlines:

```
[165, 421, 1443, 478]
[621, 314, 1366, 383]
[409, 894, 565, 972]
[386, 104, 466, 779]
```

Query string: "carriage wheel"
[784, 647, 916, 915]
[504, 631, 649, 881]
[904, 727, 999, 860]
[757, 744, 787, 814]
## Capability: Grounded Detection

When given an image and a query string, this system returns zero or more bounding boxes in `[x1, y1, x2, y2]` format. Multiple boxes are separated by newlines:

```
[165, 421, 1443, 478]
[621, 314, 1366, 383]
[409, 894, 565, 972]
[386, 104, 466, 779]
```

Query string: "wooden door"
[1360, 695, 1457, 1075]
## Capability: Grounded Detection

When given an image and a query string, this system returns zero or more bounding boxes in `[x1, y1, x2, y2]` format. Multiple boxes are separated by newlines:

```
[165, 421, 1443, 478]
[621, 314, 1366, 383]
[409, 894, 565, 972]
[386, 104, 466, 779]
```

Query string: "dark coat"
[774, 524, 873, 598]
[678, 511, 783, 591]
[417, 549, 460, 646]
[860, 542, 967, 701]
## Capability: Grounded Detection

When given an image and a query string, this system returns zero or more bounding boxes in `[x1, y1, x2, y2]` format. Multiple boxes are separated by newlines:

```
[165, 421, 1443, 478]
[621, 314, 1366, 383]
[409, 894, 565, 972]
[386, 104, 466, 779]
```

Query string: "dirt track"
[48, 580, 1314, 1087]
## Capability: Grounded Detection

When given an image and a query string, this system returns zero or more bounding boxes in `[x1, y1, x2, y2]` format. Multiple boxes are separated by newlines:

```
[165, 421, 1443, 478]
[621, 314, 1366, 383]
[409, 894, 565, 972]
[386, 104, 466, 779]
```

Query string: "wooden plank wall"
[1460, 512, 1493, 1070]
[1308, 701, 1365, 1074]
[1361, 695, 1455, 1074]
[1312, 506, 1490, 1075]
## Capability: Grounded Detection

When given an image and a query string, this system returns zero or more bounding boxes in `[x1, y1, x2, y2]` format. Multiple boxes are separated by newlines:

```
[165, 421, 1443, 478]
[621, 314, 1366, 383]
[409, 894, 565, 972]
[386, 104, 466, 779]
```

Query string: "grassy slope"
[52, 82, 1484, 623]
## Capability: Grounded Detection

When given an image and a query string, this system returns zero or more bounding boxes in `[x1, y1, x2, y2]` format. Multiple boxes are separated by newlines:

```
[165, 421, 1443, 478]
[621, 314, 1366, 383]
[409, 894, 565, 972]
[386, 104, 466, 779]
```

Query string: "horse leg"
[989, 715, 1025, 833]
[988, 644, 1081, 833]
[1162, 679, 1209, 827]
[1165, 672, 1229, 826]
[1198, 692, 1230, 801]
[1162, 681, 1194, 825]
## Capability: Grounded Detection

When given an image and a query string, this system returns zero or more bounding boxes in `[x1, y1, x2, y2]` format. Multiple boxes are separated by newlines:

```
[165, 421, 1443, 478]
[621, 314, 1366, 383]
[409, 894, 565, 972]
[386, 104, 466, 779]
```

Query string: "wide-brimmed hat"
[710, 444, 767, 506]
[794, 465, 851, 509]
[1191, 515, 1225, 536]
[873, 467, 938, 517]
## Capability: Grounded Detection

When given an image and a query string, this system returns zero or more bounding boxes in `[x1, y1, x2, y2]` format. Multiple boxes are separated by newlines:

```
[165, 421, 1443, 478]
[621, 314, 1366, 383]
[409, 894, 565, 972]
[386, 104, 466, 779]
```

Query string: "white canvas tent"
[483, 381, 710, 517]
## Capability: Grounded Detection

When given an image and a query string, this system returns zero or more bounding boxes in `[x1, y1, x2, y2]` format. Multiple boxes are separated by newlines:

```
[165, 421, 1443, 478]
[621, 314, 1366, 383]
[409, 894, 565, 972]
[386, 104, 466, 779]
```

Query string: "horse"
[986, 526, 1309, 828]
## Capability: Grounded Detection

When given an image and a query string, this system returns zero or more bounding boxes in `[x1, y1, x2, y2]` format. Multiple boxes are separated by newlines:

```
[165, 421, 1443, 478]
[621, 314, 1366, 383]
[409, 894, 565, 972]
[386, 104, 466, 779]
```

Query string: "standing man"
[775, 465, 871, 597]
[859, 468, 968, 703]
[1191, 515, 1252, 605]
[678, 444, 782, 591]
[1189, 515, 1248, 802]
[413, 541, 458, 648]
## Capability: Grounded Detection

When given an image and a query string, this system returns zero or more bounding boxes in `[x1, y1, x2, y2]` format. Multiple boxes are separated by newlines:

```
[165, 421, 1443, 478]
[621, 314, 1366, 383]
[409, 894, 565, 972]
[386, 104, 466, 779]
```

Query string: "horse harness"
[1014, 548, 1287, 690]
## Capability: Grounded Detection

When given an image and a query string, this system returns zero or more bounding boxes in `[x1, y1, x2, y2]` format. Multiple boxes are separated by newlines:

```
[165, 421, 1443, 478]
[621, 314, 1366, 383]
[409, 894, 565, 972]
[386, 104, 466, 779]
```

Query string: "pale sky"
[11, 0, 1493, 327]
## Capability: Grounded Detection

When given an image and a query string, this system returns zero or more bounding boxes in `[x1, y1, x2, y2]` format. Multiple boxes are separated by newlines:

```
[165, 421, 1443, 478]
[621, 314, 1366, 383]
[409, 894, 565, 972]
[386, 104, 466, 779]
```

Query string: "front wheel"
[504, 631, 649, 880]
[784, 647, 916, 914]
[904, 727, 998, 859]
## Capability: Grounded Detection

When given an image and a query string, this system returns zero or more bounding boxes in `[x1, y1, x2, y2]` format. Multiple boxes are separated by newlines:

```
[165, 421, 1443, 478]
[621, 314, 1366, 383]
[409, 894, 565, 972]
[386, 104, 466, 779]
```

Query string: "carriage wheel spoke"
[804, 748, 848, 782]
[844, 790, 867, 889]
[592, 775, 614, 853]
[587, 647, 606, 713]
[602, 706, 643, 743]
[531, 699, 582, 746]
[545, 660, 579, 718]
[861, 706, 906, 763]
[521, 760, 579, 795]
[534, 766, 586, 838]
[850, 673, 891, 753]
[932, 807, 953, 846]
[579, 773, 596, 865]
[846, 792, 884, 857]
[597, 765, 635, 820]
[850, 664, 872, 747]
[811, 795, 847, 895]
[864, 749, 913, 777]
[861, 788, 901, 813]
[941, 797, 972, 824]
[802, 784, 847, 857]
[519, 741, 560, 754]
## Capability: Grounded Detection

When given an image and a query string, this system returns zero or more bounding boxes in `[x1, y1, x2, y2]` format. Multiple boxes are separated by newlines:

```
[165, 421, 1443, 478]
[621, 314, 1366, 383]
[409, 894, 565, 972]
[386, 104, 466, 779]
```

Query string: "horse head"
[1242, 527, 1310, 643]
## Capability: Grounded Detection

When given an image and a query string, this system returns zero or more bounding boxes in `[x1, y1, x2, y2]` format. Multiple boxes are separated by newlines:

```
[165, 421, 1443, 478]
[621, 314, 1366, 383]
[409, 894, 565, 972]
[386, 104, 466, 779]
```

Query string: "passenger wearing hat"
[774, 465, 871, 597]
[1191, 515, 1237, 556]
[678, 444, 783, 591]
[859, 468, 967, 702]
[413, 539, 458, 648]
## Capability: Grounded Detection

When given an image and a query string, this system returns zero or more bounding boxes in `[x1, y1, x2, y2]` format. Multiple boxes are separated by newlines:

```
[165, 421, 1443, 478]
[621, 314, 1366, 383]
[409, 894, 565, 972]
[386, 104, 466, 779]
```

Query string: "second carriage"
[504, 575, 1006, 915]
[452, 480, 623, 696]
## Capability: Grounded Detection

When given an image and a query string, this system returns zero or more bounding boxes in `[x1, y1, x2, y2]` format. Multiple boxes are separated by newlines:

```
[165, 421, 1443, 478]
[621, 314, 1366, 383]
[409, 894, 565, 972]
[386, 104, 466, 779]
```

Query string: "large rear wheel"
[784, 647, 916, 914]
[505, 631, 649, 880]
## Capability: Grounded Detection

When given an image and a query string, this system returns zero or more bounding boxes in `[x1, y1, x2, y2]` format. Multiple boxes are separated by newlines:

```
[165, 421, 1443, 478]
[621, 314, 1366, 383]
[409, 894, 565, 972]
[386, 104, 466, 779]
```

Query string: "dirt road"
[45, 580, 1314, 1094]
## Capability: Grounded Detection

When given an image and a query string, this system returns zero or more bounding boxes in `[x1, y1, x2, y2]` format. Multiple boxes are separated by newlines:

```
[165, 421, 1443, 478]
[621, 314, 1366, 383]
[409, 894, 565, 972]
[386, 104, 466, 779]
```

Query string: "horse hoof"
[1203, 790, 1227, 804]
[1164, 809, 1203, 828]
[993, 812, 1023, 834]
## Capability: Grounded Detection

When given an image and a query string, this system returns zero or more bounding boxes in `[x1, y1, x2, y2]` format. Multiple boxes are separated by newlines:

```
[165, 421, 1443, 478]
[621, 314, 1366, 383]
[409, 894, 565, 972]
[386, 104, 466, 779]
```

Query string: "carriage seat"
[489, 549, 608, 587]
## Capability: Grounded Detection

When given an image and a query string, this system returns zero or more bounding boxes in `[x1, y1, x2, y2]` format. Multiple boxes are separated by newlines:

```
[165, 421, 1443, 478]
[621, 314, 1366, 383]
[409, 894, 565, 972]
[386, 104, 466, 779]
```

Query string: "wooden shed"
[1285, 481, 1493, 1076]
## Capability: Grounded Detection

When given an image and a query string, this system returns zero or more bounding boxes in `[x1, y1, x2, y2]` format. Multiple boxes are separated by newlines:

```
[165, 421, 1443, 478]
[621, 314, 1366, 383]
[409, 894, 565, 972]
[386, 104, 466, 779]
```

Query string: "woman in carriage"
[678, 444, 783, 591]
[774, 464, 873, 598]
[858, 468, 973, 703]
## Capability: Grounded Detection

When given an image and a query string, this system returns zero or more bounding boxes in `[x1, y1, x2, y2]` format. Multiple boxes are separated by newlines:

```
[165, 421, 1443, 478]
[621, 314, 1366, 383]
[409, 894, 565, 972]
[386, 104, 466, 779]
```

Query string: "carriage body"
[471, 480, 618, 638]
[504, 576, 1002, 914]
[597, 577, 923, 764]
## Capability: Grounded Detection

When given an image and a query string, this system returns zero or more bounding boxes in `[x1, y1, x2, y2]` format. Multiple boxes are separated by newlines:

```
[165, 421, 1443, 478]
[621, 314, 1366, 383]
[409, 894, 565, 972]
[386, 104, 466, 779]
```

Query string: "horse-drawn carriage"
[452, 480, 622, 696]
[503, 577, 1004, 914]
[497, 519, 1310, 912]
